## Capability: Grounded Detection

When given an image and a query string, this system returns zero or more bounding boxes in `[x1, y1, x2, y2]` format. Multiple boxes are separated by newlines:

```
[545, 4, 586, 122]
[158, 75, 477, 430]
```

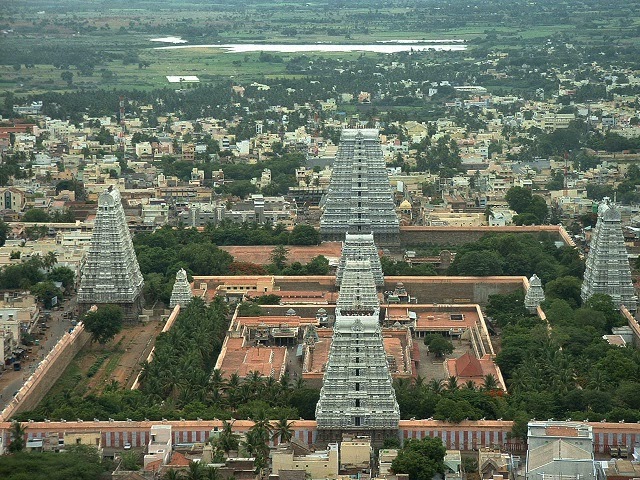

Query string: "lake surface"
[153, 40, 467, 53]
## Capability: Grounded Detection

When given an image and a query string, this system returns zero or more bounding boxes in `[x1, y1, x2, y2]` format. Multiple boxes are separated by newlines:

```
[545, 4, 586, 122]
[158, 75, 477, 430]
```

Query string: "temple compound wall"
[2, 419, 639, 455]
[399, 225, 568, 247]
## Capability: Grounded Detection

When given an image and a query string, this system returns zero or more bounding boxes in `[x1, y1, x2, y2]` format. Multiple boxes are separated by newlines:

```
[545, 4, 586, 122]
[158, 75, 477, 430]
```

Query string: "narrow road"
[0, 299, 77, 411]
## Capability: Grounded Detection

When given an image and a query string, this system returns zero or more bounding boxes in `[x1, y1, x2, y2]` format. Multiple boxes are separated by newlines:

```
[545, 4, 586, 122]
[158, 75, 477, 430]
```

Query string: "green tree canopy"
[83, 304, 124, 344]
[391, 437, 446, 480]
[22, 208, 51, 223]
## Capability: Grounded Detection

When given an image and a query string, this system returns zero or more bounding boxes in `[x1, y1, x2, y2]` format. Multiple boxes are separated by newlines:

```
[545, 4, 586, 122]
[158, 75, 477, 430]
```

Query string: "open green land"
[1, 0, 640, 99]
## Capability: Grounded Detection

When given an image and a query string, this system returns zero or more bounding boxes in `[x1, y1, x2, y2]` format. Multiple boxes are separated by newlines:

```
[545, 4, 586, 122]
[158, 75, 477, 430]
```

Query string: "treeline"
[448, 233, 584, 283]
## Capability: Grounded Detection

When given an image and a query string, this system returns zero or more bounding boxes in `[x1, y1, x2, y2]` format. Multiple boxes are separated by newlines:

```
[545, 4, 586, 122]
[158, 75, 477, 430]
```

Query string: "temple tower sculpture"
[78, 186, 144, 321]
[524, 274, 545, 313]
[581, 198, 637, 311]
[336, 233, 384, 287]
[170, 268, 192, 309]
[316, 258, 400, 445]
[320, 129, 400, 245]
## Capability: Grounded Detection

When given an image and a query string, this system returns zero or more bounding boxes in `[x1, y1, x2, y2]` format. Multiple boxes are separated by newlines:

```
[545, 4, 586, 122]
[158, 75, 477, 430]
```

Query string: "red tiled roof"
[455, 352, 483, 377]
[169, 451, 191, 466]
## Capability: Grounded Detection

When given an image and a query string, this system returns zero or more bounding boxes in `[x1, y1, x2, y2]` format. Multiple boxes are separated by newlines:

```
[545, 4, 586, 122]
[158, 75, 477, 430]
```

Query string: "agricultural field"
[2, 0, 640, 100]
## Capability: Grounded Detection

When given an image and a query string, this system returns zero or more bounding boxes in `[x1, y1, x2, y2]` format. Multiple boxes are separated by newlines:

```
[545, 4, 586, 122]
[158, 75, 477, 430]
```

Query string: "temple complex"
[320, 129, 400, 245]
[78, 186, 144, 322]
[315, 258, 400, 445]
[581, 199, 637, 311]
[169, 268, 193, 309]
[335, 233, 384, 287]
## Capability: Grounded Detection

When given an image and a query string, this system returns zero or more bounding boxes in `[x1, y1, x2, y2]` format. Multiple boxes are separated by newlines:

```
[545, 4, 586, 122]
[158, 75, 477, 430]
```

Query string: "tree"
[425, 335, 454, 358]
[0, 220, 8, 246]
[48, 266, 75, 292]
[60, 70, 74, 86]
[505, 186, 533, 213]
[391, 436, 446, 480]
[545, 276, 582, 307]
[22, 208, 51, 223]
[269, 245, 289, 271]
[8, 421, 25, 453]
[272, 416, 294, 444]
[42, 251, 58, 270]
[83, 304, 124, 344]
[289, 224, 320, 245]
[31, 281, 63, 308]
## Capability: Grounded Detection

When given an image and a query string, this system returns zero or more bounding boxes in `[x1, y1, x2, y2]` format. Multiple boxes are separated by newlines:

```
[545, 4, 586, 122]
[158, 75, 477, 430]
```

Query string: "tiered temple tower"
[316, 258, 400, 445]
[335, 233, 384, 287]
[78, 187, 144, 322]
[524, 274, 545, 313]
[169, 268, 193, 309]
[320, 129, 400, 245]
[581, 199, 637, 311]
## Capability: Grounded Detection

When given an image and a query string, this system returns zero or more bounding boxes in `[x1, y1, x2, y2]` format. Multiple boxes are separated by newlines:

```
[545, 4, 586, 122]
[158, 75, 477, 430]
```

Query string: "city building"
[525, 421, 596, 480]
[581, 199, 637, 311]
[315, 258, 400, 445]
[320, 129, 400, 245]
[271, 443, 339, 480]
[77, 186, 144, 321]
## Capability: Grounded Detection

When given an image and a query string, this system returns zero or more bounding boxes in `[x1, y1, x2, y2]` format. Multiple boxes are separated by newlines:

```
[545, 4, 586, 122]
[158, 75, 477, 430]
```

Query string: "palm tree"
[43, 251, 58, 271]
[428, 378, 445, 394]
[217, 420, 239, 455]
[9, 421, 26, 452]
[163, 469, 184, 480]
[464, 380, 476, 390]
[482, 374, 499, 391]
[205, 467, 219, 480]
[184, 461, 204, 480]
[446, 376, 459, 392]
[272, 416, 294, 444]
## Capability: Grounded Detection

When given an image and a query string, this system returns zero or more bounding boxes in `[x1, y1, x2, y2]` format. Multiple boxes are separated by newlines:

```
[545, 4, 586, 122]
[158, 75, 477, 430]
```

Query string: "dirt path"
[85, 321, 162, 394]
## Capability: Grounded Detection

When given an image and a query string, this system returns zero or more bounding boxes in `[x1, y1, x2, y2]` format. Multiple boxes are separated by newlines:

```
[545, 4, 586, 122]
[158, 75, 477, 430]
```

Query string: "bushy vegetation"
[0, 445, 107, 480]
[448, 233, 584, 282]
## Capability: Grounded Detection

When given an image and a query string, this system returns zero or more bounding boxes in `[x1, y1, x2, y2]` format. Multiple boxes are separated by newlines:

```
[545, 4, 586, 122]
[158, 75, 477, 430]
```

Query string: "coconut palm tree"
[446, 376, 459, 392]
[9, 421, 26, 452]
[464, 380, 476, 390]
[43, 251, 58, 271]
[184, 461, 204, 480]
[428, 378, 445, 394]
[216, 420, 239, 456]
[163, 469, 183, 480]
[272, 416, 294, 444]
[482, 374, 499, 391]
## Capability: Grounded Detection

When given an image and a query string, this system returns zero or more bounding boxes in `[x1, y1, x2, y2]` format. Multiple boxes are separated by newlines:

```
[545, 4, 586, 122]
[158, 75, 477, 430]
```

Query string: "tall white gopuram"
[78, 186, 144, 321]
[581, 198, 637, 311]
[170, 268, 192, 309]
[316, 258, 400, 444]
[320, 129, 400, 245]
[336, 233, 384, 287]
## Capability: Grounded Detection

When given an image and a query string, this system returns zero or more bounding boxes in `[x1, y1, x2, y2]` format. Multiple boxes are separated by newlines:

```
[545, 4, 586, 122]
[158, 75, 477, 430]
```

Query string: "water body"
[150, 36, 188, 44]
[154, 42, 467, 53]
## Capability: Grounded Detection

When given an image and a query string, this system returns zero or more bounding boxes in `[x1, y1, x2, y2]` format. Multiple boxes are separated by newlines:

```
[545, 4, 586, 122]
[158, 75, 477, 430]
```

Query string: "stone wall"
[384, 276, 526, 305]
[399, 225, 563, 247]
[0, 325, 90, 421]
